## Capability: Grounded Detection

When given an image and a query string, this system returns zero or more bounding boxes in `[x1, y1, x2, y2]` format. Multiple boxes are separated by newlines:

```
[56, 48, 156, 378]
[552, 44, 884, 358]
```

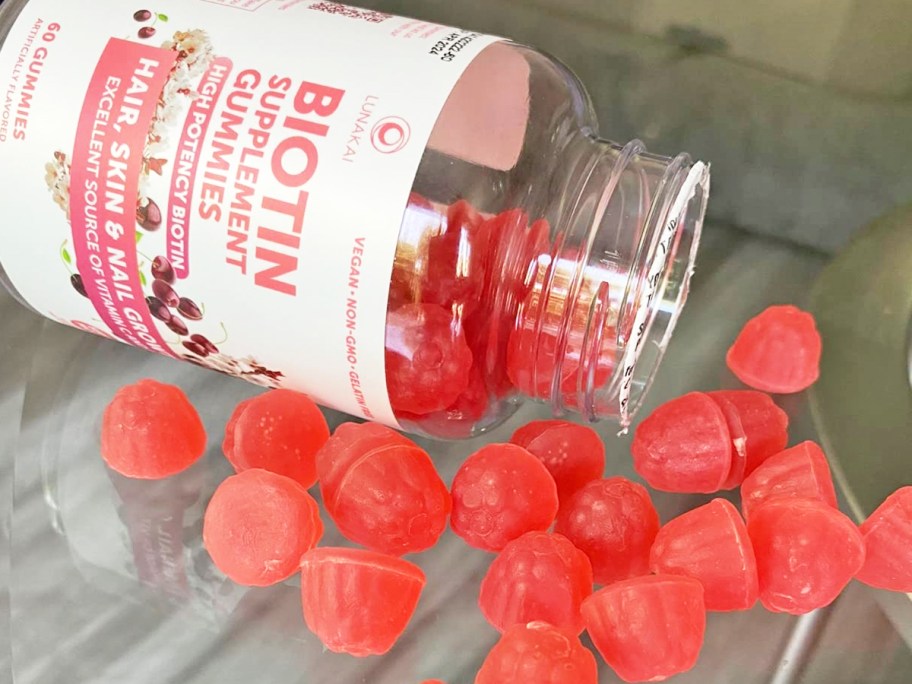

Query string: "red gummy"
[479, 531, 593, 634]
[226, 389, 329, 488]
[856, 487, 912, 592]
[450, 443, 559, 552]
[726, 304, 822, 394]
[386, 303, 474, 414]
[632, 392, 732, 493]
[316, 422, 413, 508]
[748, 498, 865, 614]
[708, 390, 789, 479]
[422, 199, 491, 314]
[330, 443, 452, 555]
[101, 379, 206, 479]
[510, 420, 605, 506]
[299, 547, 426, 657]
[475, 621, 598, 684]
[649, 498, 758, 611]
[582, 575, 706, 683]
[740, 441, 837, 520]
[554, 477, 659, 585]
[203, 469, 323, 586]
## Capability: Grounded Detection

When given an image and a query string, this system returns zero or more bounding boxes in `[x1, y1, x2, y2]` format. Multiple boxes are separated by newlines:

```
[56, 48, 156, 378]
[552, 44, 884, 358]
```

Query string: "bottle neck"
[527, 134, 710, 427]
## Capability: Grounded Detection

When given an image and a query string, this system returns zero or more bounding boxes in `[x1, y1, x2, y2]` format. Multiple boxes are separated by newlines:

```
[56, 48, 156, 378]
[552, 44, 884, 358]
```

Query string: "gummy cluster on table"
[97, 303, 912, 683]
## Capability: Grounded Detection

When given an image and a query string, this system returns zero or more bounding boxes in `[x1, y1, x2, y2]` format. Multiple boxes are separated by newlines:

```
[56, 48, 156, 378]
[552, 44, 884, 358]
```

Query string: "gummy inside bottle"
[384, 43, 708, 438]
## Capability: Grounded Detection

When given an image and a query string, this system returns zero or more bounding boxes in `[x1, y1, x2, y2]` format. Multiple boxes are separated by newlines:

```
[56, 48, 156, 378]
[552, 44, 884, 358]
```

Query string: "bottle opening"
[533, 138, 710, 427]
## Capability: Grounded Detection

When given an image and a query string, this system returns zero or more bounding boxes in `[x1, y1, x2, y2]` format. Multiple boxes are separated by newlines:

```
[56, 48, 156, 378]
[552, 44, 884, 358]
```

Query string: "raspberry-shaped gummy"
[856, 487, 912, 592]
[740, 441, 837, 520]
[329, 442, 452, 555]
[450, 444, 559, 552]
[554, 477, 659, 585]
[632, 392, 732, 493]
[479, 531, 593, 634]
[226, 389, 329, 488]
[299, 547, 426, 657]
[726, 304, 822, 393]
[748, 498, 865, 614]
[707, 389, 789, 482]
[582, 575, 706, 683]
[203, 469, 323, 586]
[475, 621, 598, 684]
[386, 303, 473, 414]
[649, 498, 758, 611]
[510, 420, 605, 506]
[101, 379, 206, 479]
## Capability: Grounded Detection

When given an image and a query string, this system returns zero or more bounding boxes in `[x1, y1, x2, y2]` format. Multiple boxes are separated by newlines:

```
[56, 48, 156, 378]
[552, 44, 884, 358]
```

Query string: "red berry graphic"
[70, 273, 88, 298]
[151, 255, 175, 284]
[151, 279, 179, 307]
[136, 198, 162, 229]
[138, 27, 157, 40]
[166, 314, 188, 336]
[191, 334, 219, 354]
[178, 297, 203, 321]
[134, 10, 152, 21]
[146, 296, 171, 323]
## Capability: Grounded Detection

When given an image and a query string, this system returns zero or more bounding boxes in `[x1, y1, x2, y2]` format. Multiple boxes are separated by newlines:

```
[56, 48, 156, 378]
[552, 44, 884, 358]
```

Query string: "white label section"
[618, 161, 708, 426]
[0, 1, 499, 427]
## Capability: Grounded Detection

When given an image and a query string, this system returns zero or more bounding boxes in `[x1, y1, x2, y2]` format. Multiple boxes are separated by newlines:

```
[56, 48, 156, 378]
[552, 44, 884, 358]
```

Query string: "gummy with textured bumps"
[855, 487, 912, 592]
[554, 477, 659, 586]
[649, 498, 758, 611]
[748, 498, 865, 614]
[101, 379, 206, 479]
[328, 442, 452, 555]
[299, 547, 426, 657]
[726, 305, 822, 393]
[632, 392, 732, 493]
[475, 621, 598, 684]
[478, 531, 593, 634]
[740, 441, 837, 520]
[707, 390, 789, 479]
[450, 443, 559, 552]
[582, 575, 706, 683]
[509, 420, 605, 506]
[203, 469, 323, 587]
[226, 389, 329, 488]
[385, 303, 474, 415]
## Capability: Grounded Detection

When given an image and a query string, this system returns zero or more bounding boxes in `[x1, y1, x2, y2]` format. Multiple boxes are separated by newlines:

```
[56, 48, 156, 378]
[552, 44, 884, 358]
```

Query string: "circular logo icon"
[371, 116, 411, 154]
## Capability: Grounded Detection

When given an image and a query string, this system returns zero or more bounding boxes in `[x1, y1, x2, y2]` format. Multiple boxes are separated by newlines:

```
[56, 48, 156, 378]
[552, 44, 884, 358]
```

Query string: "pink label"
[69, 39, 178, 356]
[168, 57, 234, 279]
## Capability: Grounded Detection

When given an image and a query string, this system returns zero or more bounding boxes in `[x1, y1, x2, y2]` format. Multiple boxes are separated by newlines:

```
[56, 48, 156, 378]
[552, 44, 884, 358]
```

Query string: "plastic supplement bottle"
[0, 1, 709, 439]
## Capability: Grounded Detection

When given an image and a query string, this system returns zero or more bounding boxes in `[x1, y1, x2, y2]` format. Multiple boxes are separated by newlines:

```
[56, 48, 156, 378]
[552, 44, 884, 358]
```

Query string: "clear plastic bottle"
[0, 1, 709, 439]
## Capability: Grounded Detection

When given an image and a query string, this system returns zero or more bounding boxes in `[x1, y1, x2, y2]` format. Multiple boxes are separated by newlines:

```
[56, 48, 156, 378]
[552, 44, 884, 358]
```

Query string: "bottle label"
[0, 1, 498, 426]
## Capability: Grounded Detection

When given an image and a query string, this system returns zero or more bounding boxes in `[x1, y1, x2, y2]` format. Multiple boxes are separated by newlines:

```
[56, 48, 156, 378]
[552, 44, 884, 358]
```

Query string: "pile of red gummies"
[99, 303, 912, 683]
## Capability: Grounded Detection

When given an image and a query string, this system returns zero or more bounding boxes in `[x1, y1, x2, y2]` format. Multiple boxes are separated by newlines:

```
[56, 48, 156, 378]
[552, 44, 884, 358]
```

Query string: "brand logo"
[370, 116, 410, 154]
